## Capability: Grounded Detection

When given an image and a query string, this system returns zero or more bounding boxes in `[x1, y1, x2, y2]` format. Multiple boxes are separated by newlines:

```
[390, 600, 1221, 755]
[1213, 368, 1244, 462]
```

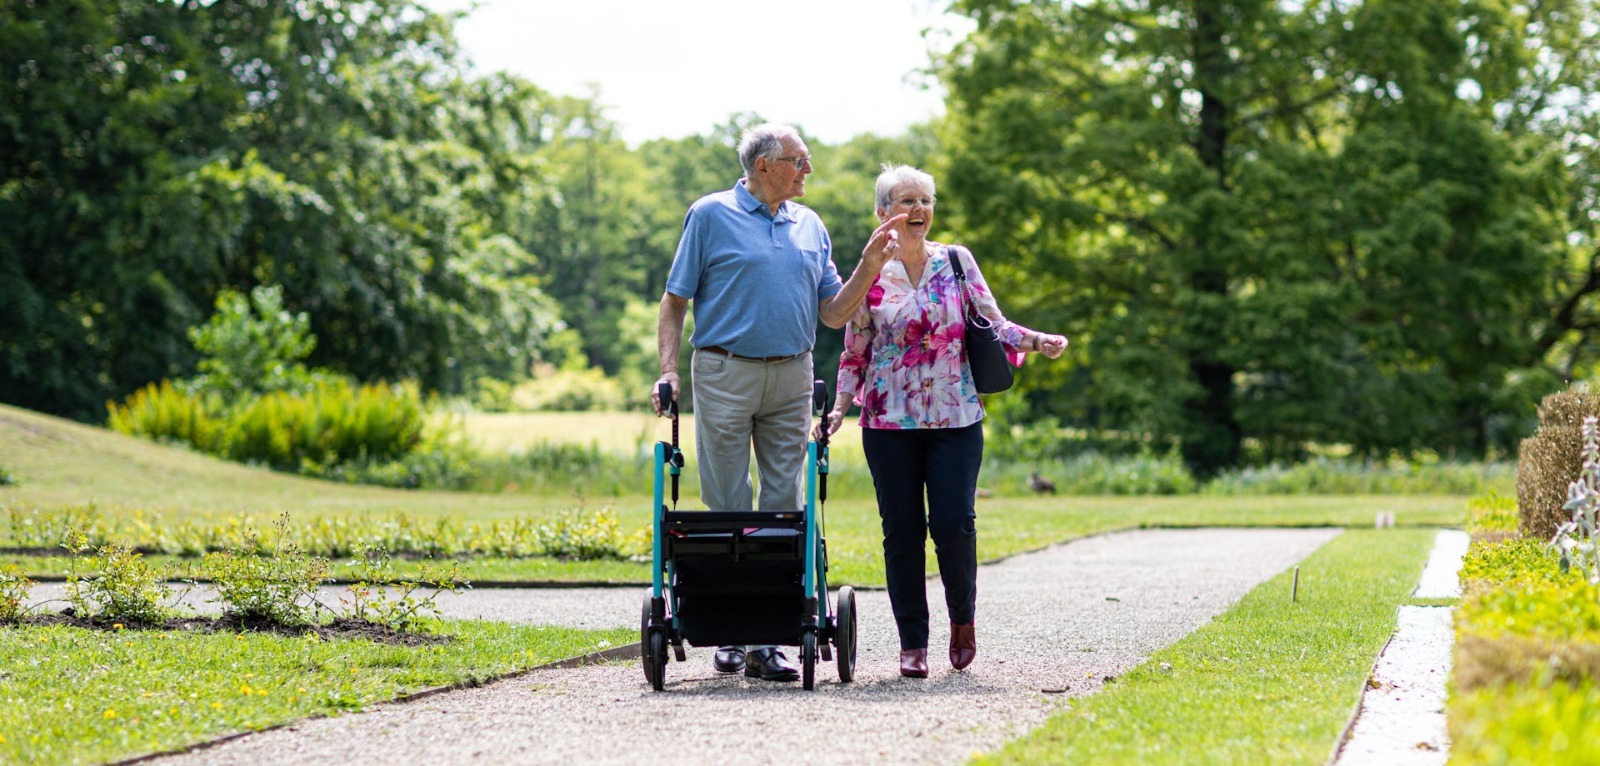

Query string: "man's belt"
[699, 345, 807, 363]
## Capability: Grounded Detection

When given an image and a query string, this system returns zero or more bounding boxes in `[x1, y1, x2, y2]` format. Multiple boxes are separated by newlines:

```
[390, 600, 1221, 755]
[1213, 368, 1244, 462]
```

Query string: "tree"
[0, 0, 562, 419]
[940, 0, 1596, 474]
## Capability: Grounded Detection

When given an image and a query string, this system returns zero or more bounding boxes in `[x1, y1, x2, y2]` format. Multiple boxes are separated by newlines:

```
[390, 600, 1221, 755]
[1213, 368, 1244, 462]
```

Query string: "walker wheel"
[639, 596, 657, 687]
[801, 629, 817, 690]
[648, 631, 667, 691]
[835, 586, 857, 683]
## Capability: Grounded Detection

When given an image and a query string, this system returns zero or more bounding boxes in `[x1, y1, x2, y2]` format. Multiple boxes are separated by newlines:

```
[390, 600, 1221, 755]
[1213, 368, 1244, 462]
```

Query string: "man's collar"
[735, 179, 796, 222]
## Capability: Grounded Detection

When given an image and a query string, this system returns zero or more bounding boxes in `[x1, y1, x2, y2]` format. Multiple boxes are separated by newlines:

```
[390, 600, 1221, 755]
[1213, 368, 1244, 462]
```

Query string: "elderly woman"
[817, 164, 1067, 678]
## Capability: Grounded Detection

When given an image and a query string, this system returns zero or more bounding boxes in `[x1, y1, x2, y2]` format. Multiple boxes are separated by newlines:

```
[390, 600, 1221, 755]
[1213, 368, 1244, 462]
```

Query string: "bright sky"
[427, 0, 974, 146]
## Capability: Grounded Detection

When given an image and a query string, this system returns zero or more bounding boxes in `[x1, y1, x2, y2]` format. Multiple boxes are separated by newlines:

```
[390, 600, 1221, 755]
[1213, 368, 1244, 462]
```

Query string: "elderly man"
[652, 123, 904, 681]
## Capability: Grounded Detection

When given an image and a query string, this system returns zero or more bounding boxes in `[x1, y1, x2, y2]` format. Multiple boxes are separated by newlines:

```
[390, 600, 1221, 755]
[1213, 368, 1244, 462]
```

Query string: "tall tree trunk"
[1183, 0, 1242, 478]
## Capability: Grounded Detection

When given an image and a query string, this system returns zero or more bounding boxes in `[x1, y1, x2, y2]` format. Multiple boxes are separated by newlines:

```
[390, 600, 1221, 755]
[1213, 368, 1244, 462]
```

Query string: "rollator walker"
[640, 380, 858, 691]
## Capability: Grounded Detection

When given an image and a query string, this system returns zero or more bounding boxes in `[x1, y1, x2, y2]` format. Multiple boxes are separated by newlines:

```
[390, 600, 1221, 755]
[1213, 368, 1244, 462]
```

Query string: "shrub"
[1451, 680, 1600, 764]
[1203, 456, 1513, 495]
[106, 380, 220, 450]
[531, 508, 629, 560]
[187, 285, 319, 401]
[1517, 386, 1600, 540]
[1459, 537, 1572, 594]
[217, 379, 426, 471]
[202, 514, 330, 626]
[473, 376, 515, 413]
[1457, 582, 1600, 689]
[0, 564, 34, 621]
[62, 533, 176, 624]
[986, 451, 1196, 495]
[0, 467, 12, 486]
[511, 367, 626, 412]
[342, 548, 468, 633]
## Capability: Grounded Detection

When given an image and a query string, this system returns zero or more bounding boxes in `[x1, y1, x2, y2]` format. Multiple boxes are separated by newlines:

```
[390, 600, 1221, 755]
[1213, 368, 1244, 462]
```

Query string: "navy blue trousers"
[861, 423, 982, 650]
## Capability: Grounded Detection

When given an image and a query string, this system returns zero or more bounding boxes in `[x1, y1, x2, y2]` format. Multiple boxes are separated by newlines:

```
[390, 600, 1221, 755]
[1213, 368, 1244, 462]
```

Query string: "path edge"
[108, 642, 642, 765]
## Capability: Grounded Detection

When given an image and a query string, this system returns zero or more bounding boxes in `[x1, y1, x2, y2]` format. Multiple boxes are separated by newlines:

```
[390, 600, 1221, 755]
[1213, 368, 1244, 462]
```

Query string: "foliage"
[61, 533, 178, 624]
[1456, 531, 1587, 685]
[106, 379, 221, 452]
[987, 452, 1197, 496]
[511, 366, 628, 412]
[1555, 415, 1600, 585]
[1460, 581, 1600, 646]
[1202, 457, 1514, 496]
[0, 0, 561, 420]
[1517, 387, 1600, 540]
[1451, 679, 1600, 766]
[0, 620, 634, 766]
[187, 285, 320, 402]
[0, 467, 12, 486]
[939, 0, 1598, 476]
[5, 505, 115, 551]
[1458, 537, 1572, 595]
[111, 377, 428, 475]
[201, 515, 330, 626]
[341, 548, 468, 633]
[472, 376, 516, 413]
[0, 563, 34, 621]
[1466, 490, 1519, 541]
[5, 505, 645, 565]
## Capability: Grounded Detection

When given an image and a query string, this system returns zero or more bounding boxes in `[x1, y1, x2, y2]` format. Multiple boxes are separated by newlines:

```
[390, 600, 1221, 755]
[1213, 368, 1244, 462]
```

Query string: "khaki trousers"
[690, 349, 812, 511]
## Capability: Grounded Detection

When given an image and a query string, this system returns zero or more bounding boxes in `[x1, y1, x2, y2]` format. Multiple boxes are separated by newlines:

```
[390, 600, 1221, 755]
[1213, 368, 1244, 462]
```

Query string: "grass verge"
[977, 527, 1435, 765]
[4, 494, 1463, 588]
[0, 619, 633, 765]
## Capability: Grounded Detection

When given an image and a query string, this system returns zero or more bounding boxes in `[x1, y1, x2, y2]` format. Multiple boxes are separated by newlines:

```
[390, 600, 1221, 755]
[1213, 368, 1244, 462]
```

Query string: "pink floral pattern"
[836, 243, 1028, 430]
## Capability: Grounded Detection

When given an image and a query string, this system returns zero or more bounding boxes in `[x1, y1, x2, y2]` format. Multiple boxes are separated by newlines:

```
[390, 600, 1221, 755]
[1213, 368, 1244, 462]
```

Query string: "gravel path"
[138, 527, 1342, 766]
[1334, 529, 1468, 765]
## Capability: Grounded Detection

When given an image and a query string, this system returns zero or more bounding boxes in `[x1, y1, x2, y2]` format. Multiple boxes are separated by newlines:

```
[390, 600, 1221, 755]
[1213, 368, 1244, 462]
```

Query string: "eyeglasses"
[891, 196, 935, 207]
[772, 154, 812, 169]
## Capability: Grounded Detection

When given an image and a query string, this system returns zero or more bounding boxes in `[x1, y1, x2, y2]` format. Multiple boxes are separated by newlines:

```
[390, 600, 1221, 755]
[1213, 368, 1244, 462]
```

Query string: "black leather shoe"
[712, 646, 745, 674]
[743, 647, 799, 682]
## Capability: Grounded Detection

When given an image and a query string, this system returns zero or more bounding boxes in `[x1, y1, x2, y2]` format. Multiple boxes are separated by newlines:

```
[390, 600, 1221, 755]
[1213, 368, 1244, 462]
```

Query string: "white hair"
[874, 164, 937, 210]
[738, 123, 802, 175]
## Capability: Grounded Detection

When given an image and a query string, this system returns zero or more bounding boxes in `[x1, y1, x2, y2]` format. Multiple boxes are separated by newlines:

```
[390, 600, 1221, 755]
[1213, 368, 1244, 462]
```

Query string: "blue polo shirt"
[665, 180, 842, 357]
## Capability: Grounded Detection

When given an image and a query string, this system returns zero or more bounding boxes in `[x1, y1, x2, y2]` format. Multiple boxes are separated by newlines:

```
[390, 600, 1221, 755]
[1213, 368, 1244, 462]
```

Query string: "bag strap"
[947, 245, 977, 320]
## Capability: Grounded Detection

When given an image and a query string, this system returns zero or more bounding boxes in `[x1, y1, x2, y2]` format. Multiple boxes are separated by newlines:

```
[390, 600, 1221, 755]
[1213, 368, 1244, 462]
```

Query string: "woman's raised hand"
[860, 213, 909, 272]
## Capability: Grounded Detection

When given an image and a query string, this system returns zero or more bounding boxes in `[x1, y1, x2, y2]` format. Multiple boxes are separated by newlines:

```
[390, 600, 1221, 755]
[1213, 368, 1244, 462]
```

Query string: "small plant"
[342, 547, 468, 633]
[62, 531, 176, 624]
[1554, 415, 1600, 586]
[0, 467, 13, 486]
[203, 513, 331, 626]
[0, 564, 35, 621]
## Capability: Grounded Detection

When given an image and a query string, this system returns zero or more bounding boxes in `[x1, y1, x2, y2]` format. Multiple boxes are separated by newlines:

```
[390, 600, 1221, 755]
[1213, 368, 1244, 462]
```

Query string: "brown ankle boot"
[899, 648, 929, 678]
[950, 623, 976, 670]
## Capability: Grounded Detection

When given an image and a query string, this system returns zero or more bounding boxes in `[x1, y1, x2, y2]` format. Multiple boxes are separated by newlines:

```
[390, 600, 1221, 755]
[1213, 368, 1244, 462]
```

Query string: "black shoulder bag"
[948, 246, 1014, 394]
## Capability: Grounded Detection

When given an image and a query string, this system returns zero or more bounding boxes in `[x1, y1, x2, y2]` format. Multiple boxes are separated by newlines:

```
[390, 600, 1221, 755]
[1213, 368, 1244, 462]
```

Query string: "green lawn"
[977, 527, 1438, 765]
[0, 620, 634, 766]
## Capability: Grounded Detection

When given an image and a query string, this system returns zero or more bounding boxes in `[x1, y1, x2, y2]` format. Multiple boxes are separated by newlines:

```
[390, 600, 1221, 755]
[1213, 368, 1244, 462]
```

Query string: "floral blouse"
[836, 242, 1025, 430]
